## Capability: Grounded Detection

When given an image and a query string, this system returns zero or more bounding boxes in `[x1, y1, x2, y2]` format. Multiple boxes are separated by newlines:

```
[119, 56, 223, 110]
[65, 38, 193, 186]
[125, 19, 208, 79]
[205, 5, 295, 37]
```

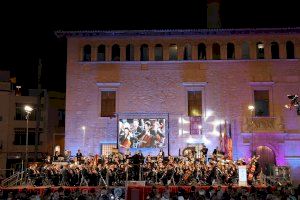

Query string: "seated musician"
[53, 150, 60, 161]
[76, 149, 83, 164]
[119, 127, 133, 148]
[200, 144, 208, 163]
[212, 146, 219, 156]
[137, 121, 155, 148]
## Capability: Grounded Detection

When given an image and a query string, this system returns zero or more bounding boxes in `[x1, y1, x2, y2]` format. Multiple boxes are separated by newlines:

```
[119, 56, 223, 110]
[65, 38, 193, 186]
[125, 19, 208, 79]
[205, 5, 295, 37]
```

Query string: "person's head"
[144, 121, 151, 130]
[124, 127, 130, 134]
[133, 119, 139, 127]
[191, 186, 196, 192]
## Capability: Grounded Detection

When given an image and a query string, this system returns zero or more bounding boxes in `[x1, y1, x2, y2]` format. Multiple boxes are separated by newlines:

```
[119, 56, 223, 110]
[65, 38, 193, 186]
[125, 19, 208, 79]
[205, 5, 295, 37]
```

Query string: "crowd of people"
[0, 187, 124, 200]
[1, 183, 300, 199]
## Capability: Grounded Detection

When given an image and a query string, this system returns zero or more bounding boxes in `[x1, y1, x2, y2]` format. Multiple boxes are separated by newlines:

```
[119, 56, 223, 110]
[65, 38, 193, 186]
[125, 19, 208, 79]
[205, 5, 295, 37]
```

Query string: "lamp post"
[81, 126, 86, 153]
[248, 105, 255, 156]
[24, 105, 33, 170]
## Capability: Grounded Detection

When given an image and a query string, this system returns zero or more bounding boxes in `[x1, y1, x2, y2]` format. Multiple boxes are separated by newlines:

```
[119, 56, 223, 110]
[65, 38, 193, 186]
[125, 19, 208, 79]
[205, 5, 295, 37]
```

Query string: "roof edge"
[55, 27, 300, 38]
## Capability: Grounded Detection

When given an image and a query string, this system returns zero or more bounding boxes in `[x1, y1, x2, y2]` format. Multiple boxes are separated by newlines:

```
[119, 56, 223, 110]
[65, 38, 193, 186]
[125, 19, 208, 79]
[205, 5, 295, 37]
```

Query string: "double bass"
[120, 130, 132, 148]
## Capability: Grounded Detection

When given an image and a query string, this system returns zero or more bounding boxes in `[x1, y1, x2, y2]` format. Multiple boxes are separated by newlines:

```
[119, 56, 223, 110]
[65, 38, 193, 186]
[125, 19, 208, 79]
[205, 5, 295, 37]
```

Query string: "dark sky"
[0, 0, 299, 92]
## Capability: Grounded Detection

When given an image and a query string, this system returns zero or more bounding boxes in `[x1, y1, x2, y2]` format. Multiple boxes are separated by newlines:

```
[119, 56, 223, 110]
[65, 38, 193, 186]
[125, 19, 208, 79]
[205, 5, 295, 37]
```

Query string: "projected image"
[119, 119, 166, 148]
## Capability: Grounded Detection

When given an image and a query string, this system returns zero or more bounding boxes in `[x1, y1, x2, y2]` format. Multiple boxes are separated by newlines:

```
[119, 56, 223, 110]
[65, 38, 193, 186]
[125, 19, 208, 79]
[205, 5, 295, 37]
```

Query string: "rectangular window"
[58, 109, 65, 127]
[188, 91, 202, 117]
[101, 143, 117, 155]
[254, 90, 269, 116]
[13, 128, 42, 145]
[101, 91, 116, 117]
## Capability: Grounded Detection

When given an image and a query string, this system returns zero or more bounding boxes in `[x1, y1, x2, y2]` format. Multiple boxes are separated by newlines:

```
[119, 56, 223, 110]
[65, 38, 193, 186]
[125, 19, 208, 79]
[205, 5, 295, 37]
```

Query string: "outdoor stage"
[0, 184, 273, 199]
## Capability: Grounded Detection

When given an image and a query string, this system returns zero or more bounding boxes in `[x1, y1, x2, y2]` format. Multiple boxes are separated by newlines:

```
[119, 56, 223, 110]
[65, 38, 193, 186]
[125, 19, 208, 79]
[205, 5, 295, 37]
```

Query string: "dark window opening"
[184, 44, 192, 60]
[212, 43, 220, 60]
[126, 44, 134, 61]
[97, 45, 105, 61]
[271, 42, 279, 59]
[198, 43, 206, 60]
[140, 44, 149, 61]
[227, 43, 235, 59]
[111, 44, 120, 61]
[101, 91, 116, 117]
[154, 44, 163, 61]
[188, 91, 202, 117]
[83, 45, 91, 61]
[254, 90, 269, 116]
[286, 41, 295, 59]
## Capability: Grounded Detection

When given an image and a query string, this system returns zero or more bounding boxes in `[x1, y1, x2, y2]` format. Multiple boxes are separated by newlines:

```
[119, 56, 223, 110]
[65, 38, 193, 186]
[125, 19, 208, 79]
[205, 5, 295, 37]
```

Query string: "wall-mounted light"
[257, 43, 264, 49]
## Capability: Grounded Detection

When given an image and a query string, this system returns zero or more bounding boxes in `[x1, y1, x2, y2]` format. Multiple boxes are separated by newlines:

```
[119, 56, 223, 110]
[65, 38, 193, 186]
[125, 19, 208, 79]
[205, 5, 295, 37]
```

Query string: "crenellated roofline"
[55, 27, 300, 38]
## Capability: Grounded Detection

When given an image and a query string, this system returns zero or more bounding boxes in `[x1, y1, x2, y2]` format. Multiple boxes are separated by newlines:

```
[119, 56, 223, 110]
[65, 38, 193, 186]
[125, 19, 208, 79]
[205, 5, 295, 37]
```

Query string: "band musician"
[200, 144, 208, 163]
[76, 149, 83, 164]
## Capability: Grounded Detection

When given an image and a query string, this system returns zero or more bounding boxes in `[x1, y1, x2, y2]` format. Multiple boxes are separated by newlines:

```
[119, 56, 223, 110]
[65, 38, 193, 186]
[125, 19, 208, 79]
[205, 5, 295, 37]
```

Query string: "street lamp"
[24, 105, 33, 170]
[248, 105, 255, 156]
[81, 126, 86, 152]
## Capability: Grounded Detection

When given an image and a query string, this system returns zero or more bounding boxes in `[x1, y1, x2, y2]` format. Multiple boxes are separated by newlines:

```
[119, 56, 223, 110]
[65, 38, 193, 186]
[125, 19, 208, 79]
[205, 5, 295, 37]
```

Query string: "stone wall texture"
[65, 30, 300, 184]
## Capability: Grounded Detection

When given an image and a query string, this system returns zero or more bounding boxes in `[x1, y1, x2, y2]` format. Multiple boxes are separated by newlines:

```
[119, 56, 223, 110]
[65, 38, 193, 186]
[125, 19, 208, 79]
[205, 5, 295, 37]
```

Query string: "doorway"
[255, 146, 276, 175]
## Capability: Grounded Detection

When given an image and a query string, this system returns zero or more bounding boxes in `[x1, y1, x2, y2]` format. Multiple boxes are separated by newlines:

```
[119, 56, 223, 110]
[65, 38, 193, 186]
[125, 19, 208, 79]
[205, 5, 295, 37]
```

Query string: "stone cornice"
[55, 27, 300, 38]
[249, 81, 275, 86]
[96, 82, 121, 87]
[182, 82, 208, 87]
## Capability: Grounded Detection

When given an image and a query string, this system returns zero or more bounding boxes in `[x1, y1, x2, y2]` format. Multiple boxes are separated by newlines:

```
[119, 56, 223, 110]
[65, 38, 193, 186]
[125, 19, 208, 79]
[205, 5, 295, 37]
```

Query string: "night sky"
[0, 0, 299, 92]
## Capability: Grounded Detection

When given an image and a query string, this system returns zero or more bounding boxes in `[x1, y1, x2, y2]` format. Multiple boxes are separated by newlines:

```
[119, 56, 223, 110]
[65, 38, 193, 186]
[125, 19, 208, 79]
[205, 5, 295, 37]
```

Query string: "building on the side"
[0, 70, 65, 177]
[57, 26, 300, 184]
[47, 91, 66, 156]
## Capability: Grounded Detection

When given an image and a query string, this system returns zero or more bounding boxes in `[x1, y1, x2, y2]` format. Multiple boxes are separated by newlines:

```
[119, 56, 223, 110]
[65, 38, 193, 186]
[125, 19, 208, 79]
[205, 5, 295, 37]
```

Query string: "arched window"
[126, 44, 134, 61]
[83, 45, 91, 61]
[198, 43, 206, 60]
[241, 42, 250, 59]
[256, 42, 264, 59]
[140, 44, 149, 61]
[271, 42, 279, 59]
[154, 44, 163, 61]
[184, 44, 192, 60]
[227, 43, 235, 59]
[169, 44, 178, 60]
[286, 41, 295, 59]
[111, 44, 120, 61]
[97, 45, 105, 61]
[212, 43, 220, 59]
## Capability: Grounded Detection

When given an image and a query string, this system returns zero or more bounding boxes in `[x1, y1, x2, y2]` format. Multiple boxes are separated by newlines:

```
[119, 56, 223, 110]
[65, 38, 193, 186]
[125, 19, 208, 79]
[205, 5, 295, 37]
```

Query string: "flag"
[227, 122, 233, 160]
[223, 120, 228, 154]
[190, 116, 202, 135]
[219, 122, 222, 151]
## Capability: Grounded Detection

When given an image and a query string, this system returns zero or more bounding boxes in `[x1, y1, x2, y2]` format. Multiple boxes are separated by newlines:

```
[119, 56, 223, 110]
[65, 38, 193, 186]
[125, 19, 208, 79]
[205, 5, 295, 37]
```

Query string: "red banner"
[190, 116, 202, 135]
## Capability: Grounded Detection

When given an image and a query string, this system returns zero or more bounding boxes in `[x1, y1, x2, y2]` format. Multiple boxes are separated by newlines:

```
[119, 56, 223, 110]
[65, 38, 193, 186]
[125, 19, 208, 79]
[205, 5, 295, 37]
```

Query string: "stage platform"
[0, 184, 273, 199]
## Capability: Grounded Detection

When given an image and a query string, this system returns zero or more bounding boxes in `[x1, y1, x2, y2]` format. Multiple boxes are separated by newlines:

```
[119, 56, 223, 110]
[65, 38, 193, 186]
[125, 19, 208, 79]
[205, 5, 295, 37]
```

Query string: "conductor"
[76, 149, 83, 164]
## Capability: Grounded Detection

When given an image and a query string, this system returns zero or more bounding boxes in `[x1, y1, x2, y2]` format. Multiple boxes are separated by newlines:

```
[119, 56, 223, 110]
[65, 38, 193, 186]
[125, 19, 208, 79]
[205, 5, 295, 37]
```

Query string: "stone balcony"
[242, 116, 285, 133]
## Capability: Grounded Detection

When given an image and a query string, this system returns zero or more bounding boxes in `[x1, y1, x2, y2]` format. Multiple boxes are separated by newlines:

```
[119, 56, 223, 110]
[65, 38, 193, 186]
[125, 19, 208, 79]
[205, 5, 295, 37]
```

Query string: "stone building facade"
[0, 71, 65, 177]
[57, 28, 300, 184]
